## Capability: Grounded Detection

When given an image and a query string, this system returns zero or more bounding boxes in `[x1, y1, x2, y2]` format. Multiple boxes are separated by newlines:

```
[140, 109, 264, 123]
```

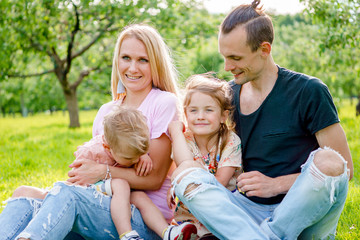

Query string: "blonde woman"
[0, 24, 181, 240]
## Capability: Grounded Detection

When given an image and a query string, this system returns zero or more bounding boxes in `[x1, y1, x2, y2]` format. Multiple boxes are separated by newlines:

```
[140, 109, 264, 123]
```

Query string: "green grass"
[335, 101, 360, 239]
[0, 111, 96, 202]
[0, 103, 359, 238]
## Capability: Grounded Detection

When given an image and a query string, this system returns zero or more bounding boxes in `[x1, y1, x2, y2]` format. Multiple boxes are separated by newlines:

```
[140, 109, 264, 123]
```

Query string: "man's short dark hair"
[220, 0, 274, 52]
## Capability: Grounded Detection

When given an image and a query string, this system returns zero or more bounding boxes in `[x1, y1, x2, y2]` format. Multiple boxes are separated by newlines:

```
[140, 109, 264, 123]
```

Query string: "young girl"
[132, 74, 242, 240]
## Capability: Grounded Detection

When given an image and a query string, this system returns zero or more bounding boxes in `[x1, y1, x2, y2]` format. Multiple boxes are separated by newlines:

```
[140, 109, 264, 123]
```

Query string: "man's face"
[219, 26, 265, 85]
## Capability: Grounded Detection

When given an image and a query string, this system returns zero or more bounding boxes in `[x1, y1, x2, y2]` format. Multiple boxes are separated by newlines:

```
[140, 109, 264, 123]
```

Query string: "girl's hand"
[135, 154, 153, 176]
[168, 121, 185, 138]
[167, 187, 175, 209]
[67, 158, 106, 185]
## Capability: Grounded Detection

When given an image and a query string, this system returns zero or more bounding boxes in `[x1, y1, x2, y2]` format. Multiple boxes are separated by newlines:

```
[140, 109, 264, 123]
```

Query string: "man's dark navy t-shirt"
[230, 66, 339, 204]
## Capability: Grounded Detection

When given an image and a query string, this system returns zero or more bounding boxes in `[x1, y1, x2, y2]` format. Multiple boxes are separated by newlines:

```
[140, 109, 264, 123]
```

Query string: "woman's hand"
[67, 158, 107, 185]
[135, 154, 153, 176]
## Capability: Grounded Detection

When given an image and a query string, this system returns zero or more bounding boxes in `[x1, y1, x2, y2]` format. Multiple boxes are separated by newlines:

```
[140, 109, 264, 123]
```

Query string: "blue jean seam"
[8, 206, 33, 240]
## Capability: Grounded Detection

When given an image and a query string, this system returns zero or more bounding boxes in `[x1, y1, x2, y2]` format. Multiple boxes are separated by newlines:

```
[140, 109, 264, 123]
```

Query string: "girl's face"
[185, 92, 227, 139]
[118, 37, 153, 95]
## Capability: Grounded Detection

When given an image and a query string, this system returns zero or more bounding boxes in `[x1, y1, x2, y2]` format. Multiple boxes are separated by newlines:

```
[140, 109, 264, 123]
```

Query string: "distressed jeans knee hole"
[184, 183, 200, 199]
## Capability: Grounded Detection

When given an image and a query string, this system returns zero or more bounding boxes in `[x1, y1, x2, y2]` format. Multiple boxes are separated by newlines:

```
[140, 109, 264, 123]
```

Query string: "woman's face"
[118, 37, 153, 94]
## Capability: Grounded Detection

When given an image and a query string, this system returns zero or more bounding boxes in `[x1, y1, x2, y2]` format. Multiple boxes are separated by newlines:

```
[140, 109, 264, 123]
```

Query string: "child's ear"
[102, 135, 110, 148]
[221, 110, 230, 123]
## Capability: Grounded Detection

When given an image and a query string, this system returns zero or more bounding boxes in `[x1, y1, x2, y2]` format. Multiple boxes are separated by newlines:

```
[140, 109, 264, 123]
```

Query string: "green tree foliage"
[301, 0, 359, 50]
[300, 0, 360, 113]
[0, 0, 215, 127]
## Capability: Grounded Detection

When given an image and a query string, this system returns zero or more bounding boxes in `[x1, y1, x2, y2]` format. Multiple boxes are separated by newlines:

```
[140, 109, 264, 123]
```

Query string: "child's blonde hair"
[103, 106, 149, 161]
[183, 73, 234, 169]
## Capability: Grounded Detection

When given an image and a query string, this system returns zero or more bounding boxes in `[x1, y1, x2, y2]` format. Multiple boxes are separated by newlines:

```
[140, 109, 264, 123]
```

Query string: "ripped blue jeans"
[0, 182, 160, 240]
[173, 148, 349, 240]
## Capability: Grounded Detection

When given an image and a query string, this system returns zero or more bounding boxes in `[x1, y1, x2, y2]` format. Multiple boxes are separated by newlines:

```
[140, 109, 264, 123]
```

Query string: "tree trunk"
[356, 96, 360, 117]
[64, 89, 80, 128]
[20, 93, 28, 117]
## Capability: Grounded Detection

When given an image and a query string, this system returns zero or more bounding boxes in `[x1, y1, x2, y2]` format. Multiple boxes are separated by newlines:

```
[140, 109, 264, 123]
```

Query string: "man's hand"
[237, 171, 280, 198]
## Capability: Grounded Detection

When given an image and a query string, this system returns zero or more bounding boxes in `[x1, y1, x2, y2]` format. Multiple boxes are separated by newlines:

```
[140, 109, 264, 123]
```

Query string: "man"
[171, 0, 353, 239]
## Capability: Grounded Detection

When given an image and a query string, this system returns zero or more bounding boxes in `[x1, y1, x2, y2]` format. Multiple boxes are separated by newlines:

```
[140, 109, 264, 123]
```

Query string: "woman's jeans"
[173, 148, 349, 240]
[0, 182, 160, 240]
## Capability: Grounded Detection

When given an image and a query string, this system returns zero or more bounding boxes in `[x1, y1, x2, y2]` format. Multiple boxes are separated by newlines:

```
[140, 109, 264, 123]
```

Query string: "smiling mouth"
[195, 123, 209, 126]
[234, 71, 244, 78]
[126, 74, 142, 80]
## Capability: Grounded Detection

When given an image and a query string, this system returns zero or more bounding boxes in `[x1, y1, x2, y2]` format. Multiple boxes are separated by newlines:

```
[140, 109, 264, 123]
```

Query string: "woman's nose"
[128, 61, 137, 72]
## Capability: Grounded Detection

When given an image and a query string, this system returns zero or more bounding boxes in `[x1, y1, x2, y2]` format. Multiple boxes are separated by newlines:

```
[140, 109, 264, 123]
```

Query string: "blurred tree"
[300, 0, 360, 114]
[0, 0, 211, 127]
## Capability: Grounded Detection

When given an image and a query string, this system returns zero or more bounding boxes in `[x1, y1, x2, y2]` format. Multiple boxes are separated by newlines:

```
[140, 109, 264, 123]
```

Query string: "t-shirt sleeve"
[92, 101, 116, 137]
[300, 78, 339, 135]
[74, 136, 100, 160]
[150, 93, 179, 139]
[218, 132, 242, 169]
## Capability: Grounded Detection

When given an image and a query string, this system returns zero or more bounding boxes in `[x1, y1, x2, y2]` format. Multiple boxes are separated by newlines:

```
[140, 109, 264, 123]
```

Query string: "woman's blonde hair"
[111, 24, 179, 100]
[103, 106, 149, 160]
[183, 73, 234, 169]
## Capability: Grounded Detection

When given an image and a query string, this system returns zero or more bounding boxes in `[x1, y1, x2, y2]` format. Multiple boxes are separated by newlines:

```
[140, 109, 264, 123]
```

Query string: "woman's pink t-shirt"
[92, 88, 178, 221]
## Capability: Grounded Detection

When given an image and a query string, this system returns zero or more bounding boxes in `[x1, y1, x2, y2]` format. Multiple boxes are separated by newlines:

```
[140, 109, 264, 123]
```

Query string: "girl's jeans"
[173, 148, 349, 240]
[0, 182, 160, 240]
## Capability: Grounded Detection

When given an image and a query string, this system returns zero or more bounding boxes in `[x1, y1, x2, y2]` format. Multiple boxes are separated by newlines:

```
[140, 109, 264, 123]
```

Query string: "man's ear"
[260, 42, 272, 56]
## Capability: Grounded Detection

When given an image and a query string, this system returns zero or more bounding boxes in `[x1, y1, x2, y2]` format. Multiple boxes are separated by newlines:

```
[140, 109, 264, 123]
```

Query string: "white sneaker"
[120, 230, 143, 240]
[163, 222, 198, 240]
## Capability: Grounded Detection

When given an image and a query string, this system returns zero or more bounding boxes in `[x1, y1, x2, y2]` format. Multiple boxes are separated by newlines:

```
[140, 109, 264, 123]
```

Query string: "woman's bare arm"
[67, 133, 172, 190]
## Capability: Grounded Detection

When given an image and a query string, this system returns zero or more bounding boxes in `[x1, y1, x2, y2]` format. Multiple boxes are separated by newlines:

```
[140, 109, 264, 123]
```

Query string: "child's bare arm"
[215, 166, 237, 187]
[168, 121, 193, 166]
[135, 154, 153, 177]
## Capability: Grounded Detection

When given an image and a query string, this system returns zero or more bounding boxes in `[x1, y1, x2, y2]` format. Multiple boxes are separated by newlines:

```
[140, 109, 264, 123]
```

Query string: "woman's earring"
[116, 81, 126, 100]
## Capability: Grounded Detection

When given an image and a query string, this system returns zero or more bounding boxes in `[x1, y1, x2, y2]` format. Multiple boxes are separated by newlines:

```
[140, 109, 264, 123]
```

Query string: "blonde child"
[97, 107, 196, 240]
[75, 106, 197, 240]
[11, 106, 153, 240]
[76, 106, 152, 240]
[129, 74, 242, 240]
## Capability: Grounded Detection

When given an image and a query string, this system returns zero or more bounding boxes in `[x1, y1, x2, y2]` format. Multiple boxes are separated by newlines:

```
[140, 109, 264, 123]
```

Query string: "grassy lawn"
[0, 102, 359, 238]
[0, 110, 96, 200]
